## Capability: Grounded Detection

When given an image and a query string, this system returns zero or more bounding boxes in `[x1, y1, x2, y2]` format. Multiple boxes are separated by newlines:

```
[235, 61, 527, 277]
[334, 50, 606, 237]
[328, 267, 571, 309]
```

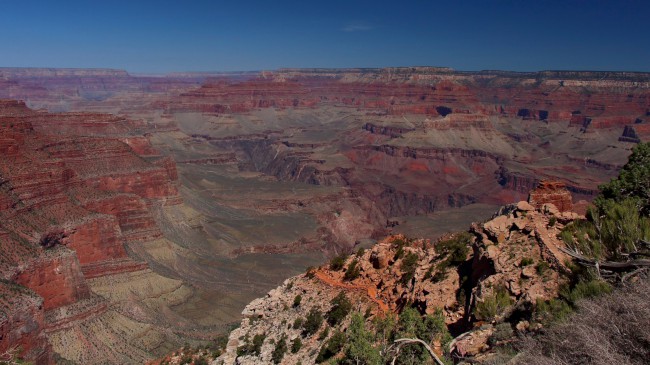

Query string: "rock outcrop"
[528, 181, 573, 212]
[217, 195, 579, 364]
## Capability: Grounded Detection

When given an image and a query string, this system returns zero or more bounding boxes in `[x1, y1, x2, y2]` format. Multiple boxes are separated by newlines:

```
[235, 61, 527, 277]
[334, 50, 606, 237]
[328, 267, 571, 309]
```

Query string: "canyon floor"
[0, 67, 648, 364]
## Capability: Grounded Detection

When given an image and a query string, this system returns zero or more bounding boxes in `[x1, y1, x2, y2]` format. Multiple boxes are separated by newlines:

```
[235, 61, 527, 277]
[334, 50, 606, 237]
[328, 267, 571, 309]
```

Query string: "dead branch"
[621, 267, 648, 282]
[447, 331, 473, 357]
[390, 338, 445, 365]
[560, 247, 650, 272]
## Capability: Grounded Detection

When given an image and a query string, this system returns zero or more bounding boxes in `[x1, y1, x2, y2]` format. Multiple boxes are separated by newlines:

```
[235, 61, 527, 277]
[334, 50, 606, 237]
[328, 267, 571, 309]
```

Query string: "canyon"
[0, 67, 648, 364]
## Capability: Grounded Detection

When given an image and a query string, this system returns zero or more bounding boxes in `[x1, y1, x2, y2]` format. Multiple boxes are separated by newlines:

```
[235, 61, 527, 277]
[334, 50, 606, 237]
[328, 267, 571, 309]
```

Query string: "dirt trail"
[314, 271, 390, 312]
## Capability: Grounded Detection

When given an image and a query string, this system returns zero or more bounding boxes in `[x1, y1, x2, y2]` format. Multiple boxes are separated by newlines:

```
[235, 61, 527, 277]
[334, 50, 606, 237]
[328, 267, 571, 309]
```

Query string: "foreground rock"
[215, 190, 578, 364]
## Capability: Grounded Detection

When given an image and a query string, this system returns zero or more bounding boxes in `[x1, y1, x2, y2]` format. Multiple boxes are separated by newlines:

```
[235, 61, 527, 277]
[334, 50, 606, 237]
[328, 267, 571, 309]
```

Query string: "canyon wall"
[0, 100, 182, 363]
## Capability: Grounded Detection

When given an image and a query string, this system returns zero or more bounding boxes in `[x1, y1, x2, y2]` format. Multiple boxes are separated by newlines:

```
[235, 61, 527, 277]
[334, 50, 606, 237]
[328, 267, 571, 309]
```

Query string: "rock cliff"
[216, 187, 579, 364]
[0, 100, 188, 363]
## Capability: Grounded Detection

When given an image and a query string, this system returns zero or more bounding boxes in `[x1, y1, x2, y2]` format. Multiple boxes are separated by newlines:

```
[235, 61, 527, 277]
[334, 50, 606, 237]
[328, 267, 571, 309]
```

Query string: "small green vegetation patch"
[329, 254, 347, 271]
[400, 252, 420, 285]
[326, 291, 352, 326]
[343, 259, 361, 281]
[316, 330, 346, 363]
[236, 333, 266, 357]
[474, 286, 513, 322]
[302, 308, 323, 336]
[271, 334, 287, 364]
[430, 232, 472, 282]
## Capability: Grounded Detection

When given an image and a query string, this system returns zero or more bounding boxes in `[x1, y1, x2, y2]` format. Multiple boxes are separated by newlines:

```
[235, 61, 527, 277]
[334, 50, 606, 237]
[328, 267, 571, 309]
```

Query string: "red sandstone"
[528, 181, 574, 212]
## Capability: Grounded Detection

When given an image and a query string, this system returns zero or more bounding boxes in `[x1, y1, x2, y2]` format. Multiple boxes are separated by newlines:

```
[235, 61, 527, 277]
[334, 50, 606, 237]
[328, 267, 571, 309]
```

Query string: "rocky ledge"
[215, 183, 580, 364]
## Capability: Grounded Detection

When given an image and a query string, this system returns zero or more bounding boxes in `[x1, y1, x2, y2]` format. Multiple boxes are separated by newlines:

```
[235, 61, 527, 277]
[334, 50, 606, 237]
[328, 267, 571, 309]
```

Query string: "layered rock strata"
[0, 100, 182, 363]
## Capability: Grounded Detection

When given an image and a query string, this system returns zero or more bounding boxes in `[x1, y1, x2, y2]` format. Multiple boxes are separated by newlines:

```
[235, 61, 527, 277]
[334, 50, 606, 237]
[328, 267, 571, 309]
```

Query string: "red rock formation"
[0, 100, 183, 363]
[63, 216, 125, 265]
[528, 181, 574, 212]
[14, 250, 91, 311]
[28, 112, 145, 136]
[81, 194, 163, 242]
[0, 285, 53, 365]
[165, 69, 649, 132]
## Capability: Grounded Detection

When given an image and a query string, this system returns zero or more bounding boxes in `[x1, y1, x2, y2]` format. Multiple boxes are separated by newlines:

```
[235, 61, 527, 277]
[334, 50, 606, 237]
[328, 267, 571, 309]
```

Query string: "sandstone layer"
[0, 100, 221, 364]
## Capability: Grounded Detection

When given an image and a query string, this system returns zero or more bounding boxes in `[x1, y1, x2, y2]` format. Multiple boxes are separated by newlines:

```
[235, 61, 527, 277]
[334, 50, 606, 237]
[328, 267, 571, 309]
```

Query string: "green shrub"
[394, 307, 452, 364]
[271, 335, 287, 364]
[393, 246, 405, 260]
[236, 333, 266, 357]
[559, 219, 603, 259]
[432, 232, 472, 282]
[423, 265, 433, 280]
[344, 259, 361, 281]
[327, 291, 352, 326]
[392, 237, 412, 261]
[252, 334, 265, 355]
[356, 247, 365, 257]
[548, 216, 557, 227]
[474, 286, 513, 322]
[293, 317, 304, 329]
[597, 199, 650, 258]
[303, 308, 323, 336]
[291, 337, 302, 353]
[535, 261, 549, 275]
[535, 297, 573, 324]
[560, 143, 650, 261]
[561, 200, 649, 260]
[435, 232, 472, 265]
[392, 237, 408, 249]
[488, 323, 514, 346]
[400, 252, 420, 285]
[210, 334, 229, 356]
[563, 279, 612, 305]
[330, 254, 347, 271]
[431, 269, 448, 283]
[534, 279, 612, 325]
[316, 330, 346, 363]
[317, 327, 329, 341]
[596, 141, 650, 214]
[305, 266, 316, 279]
[293, 294, 302, 307]
[179, 354, 192, 365]
[520, 257, 534, 266]
[423, 308, 453, 348]
[344, 313, 381, 365]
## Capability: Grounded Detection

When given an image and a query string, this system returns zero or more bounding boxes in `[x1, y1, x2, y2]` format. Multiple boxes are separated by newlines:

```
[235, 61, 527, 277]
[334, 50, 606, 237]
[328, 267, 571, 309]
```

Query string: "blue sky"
[0, 0, 648, 73]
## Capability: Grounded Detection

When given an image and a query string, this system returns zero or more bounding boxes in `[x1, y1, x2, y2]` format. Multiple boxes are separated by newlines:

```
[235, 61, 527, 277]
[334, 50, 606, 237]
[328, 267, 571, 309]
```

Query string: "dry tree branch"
[389, 338, 445, 365]
[559, 247, 650, 272]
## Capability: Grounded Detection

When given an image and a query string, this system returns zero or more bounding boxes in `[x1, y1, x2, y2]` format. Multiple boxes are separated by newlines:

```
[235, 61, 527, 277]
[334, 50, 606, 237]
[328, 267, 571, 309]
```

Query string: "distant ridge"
[0, 67, 129, 77]
[276, 67, 650, 82]
[2, 66, 650, 82]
